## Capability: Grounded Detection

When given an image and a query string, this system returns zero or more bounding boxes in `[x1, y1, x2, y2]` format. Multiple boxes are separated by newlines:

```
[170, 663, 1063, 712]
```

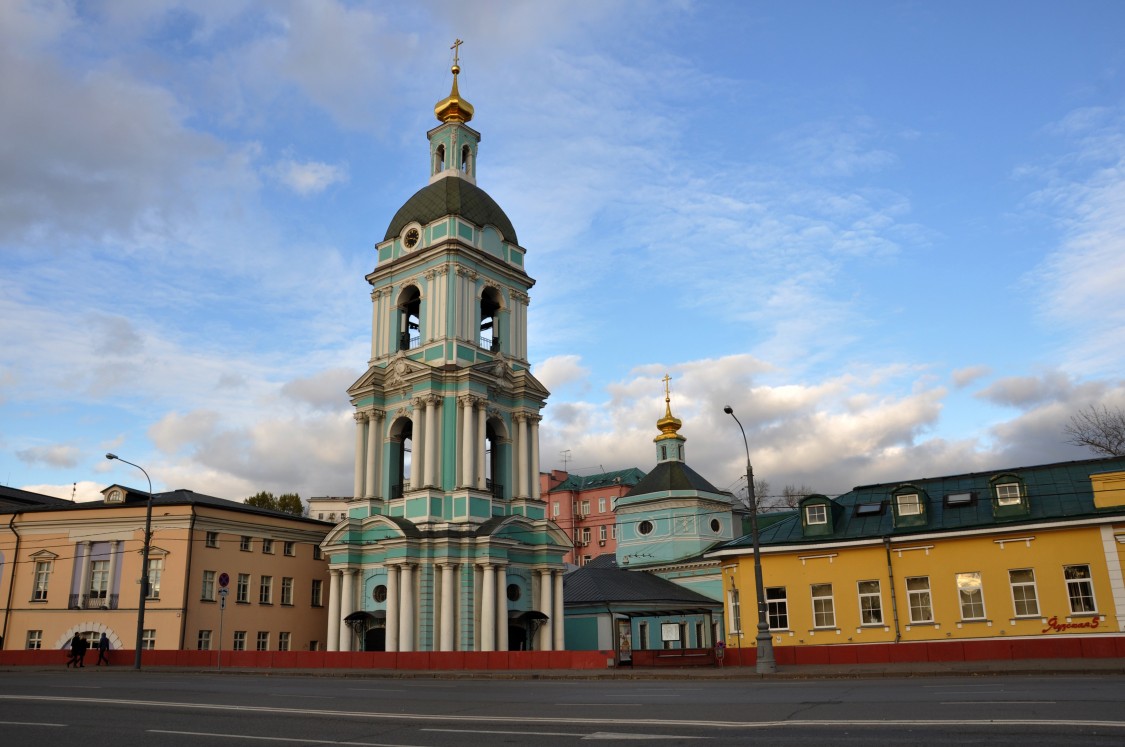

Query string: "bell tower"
[322, 43, 568, 655]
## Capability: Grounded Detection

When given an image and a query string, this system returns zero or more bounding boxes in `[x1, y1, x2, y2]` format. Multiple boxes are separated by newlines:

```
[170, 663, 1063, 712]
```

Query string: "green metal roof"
[547, 467, 646, 492]
[383, 175, 517, 244]
[625, 461, 726, 498]
[717, 455, 1125, 550]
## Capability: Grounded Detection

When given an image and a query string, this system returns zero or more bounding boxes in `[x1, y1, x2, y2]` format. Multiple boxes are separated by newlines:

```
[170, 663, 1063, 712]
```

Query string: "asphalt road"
[1, 670, 1123, 745]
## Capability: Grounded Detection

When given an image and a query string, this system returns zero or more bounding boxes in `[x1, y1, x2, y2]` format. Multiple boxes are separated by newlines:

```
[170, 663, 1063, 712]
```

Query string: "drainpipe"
[1, 515, 21, 649]
[177, 509, 198, 651]
[883, 537, 901, 644]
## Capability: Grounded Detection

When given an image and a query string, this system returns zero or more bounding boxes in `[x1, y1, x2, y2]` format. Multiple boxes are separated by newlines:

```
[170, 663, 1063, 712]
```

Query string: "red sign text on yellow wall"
[1041, 615, 1100, 633]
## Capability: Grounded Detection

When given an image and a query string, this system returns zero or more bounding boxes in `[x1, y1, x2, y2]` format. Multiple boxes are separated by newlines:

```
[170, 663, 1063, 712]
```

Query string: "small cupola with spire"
[429, 38, 479, 185]
[654, 374, 686, 464]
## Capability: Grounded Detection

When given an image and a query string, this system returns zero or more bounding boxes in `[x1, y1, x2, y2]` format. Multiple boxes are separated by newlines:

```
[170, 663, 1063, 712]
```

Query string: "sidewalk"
[10, 657, 1123, 680]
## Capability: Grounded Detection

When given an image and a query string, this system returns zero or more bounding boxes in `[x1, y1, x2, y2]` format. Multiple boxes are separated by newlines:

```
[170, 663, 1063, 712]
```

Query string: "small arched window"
[461, 144, 472, 172]
[434, 144, 446, 173]
[479, 287, 502, 351]
[399, 285, 422, 350]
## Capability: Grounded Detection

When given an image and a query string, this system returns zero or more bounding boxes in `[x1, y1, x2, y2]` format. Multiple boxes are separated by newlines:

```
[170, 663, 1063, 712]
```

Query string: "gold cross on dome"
[662, 373, 672, 399]
[451, 38, 463, 66]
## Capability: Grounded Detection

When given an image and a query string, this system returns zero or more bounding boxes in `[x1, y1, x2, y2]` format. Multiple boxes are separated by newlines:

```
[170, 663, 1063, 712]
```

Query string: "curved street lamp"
[722, 406, 777, 674]
[105, 453, 154, 670]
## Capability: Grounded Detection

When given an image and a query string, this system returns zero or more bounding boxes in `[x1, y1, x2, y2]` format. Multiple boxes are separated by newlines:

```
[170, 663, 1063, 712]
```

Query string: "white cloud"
[952, 365, 991, 388]
[271, 158, 348, 195]
[16, 444, 80, 469]
[21, 480, 104, 503]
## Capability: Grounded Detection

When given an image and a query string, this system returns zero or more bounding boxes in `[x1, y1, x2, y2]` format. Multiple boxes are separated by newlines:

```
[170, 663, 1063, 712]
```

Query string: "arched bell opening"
[388, 416, 414, 497]
[461, 144, 472, 174]
[433, 143, 446, 175]
[479, 286, 502, 352]
[484, 416, 509, 500]
[397, 285, 422, 351]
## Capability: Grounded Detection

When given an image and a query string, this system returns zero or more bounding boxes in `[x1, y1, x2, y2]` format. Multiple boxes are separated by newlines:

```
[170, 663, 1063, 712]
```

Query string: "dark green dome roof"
[383, 175, 517, 244]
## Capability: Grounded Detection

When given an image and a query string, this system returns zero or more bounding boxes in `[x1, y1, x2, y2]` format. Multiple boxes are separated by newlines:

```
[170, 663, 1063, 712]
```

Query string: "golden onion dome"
[434, 62, 474, 123]
[654, 375, 684, 442]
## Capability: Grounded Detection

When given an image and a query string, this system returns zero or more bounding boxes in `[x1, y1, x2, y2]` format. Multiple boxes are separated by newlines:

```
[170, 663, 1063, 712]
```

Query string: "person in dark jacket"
[96, 633, 110, 665]
[66, 634, 82, 668]
[74, 634, 88, 667]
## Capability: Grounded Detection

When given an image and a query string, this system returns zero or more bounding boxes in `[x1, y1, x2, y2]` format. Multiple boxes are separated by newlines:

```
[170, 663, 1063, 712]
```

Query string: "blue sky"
[3, 0, 1124, 504]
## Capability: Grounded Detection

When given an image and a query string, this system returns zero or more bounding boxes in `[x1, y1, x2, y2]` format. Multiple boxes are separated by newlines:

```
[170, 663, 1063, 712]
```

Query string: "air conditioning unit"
[598, 540, 606, 546]
[575, 539, 586, 547]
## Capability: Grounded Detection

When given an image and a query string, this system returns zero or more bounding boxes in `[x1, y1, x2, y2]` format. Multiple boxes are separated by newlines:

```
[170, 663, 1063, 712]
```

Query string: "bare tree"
[1065, 404, 1125, 457]
[780, 484, 815, 509]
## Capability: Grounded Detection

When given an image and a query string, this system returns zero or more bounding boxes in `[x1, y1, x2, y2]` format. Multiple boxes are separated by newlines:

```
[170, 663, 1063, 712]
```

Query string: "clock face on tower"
[404, 227, 420, 249]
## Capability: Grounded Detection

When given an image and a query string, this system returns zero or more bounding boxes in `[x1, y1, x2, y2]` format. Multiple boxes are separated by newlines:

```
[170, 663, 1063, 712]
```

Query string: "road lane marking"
[942, 700, 1056, 705]
[4, 695, 1124, 731]
[555, 703, 643, 706]
[151, 731, 424, 746]
[423, 728, 586, 737]
[0, 721, 66, 727]
[585, 733, 707, 741]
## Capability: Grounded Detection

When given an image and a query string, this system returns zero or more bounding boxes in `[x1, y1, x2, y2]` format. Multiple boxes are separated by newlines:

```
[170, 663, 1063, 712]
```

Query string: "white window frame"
[728, 589, 742, 634]
[995, 482, 1022, 506]
[1064, 564, 1097, 614]
[32, 560, 52, 601]
[259, 575, 273, 604]
[205, 531, 219, 548]
[240, 536, 252, 552]
[145, 556, 164, 600]
[311, 579, 323, 607]
[141, 629, 156, 650]
[201, 570, 216, 601]
[26, 630, 43, 650]
[197, 630, 212, 650]
[805, 504, 828, 525]
[89, 559, 110, 600]
[233, 631, 246, 651]
[1008, 568, 1040, 617]
[598, 497, 606, 513]
[262, 539, 274, 555]
[811, 583, 835, 628]
[599, 525, 607, 542]
[278, 632, 291, 652]
[766, 586, 789, 630]
[283, 541, 295, 557]
[906, 576, 933, 623]
[896, 494, 922, 516]
[256, 631, 270, 651]
[857, 580, 883, 625]
[281, 577, 293, 606]
[236, 573, 250, 604]
[956, 571, 986, 620]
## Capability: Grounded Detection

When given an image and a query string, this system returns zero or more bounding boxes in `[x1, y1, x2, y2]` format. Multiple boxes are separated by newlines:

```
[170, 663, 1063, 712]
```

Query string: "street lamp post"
[722, 406, 777, 674]
[105, 453, 154, 670]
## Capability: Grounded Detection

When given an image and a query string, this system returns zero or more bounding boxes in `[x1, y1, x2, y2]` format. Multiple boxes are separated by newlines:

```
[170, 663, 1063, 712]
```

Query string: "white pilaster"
[386, 565, 400, 652]
[399, 564, 415, 651]
[516, 413, 529, 499]
[353, 412, 366, 498]
[440, 563, 456, 651]
[107, 540, 120, 602]
[424, 396, 438, 488]
[411, 400, 423, 490]
[476, 402, 488, 491]
[327, 569, 341, 651]
[538, 569, 553, 651]
[553, 570, 565, 650]
[496, 565, 508, 652]
[461, 396, 474, 487]
[339, 569, 355, 652]
[78, 541, 92, 604]
[481, 563, 496, 651]
[530, 415, 541, 501]
[365, 410, 380, 498]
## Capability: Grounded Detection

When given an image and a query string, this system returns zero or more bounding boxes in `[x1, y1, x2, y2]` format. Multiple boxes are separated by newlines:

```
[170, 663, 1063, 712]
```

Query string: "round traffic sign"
[218, 572, 229, 588]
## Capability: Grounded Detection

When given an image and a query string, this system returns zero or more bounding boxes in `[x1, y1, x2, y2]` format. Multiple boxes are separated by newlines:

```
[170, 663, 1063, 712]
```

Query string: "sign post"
[217, 573, 229, 670]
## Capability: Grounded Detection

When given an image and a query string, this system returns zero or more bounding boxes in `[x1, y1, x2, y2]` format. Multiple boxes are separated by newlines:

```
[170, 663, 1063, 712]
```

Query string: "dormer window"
[989, 473, 1029, 518]
[995, 483, 1021, 506]
[896, 493, 922, 515]
[799, 495, 834, 537]
[891, 486, 928, 527]
[106, 488, 125, 504]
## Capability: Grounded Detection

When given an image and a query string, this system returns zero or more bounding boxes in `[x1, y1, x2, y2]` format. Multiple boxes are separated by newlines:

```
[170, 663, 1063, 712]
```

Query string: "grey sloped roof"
[625, 460, 726, 498]
[383, 175, 517, 244]
[548, 467, 647, 492]
[564, 555, 720, 607]
[0, 485, 72, 512]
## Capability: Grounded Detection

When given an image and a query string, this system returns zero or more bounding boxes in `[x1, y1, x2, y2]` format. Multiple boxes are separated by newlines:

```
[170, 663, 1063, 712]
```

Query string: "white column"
[530, 415, 541, 501]
[424, 396, 438, 488]
[327, 570, 341, 651]
[339, 569, 355, 652]
[516, 413, 529, 499]
[496, 565, 508, 652]
[410, 400, 423, 491]
[461, 396, 474, 488]
[385, 566, 400, 652]
[538, 569, 553, 651]
[476, 402, 488, 491]
[371, 289, 381, 358]
[107, 540, 120, 604]
[440, 563, 456, 651]
[365, 410, 380, 499]
[480, 564, 496, 651]
[78, 541, 92, 604]
[399, 564, 415, 651]
[353, 413, 366, 498]
[553, 570, 565, 650]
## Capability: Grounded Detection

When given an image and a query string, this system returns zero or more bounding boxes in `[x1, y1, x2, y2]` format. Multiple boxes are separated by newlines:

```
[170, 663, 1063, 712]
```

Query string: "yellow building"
[0, 484, 330, 655]
[708, 457, 1125, 654]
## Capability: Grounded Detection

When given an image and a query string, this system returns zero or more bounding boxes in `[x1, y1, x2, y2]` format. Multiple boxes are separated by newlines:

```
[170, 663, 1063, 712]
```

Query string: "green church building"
[321, 49, 569, 653]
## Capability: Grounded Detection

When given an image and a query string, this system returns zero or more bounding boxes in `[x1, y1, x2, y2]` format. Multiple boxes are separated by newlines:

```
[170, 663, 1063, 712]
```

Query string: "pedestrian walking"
[66, 633, 81, 668]
[96, 633, 110, 666]
[74, 634, 88, 667]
